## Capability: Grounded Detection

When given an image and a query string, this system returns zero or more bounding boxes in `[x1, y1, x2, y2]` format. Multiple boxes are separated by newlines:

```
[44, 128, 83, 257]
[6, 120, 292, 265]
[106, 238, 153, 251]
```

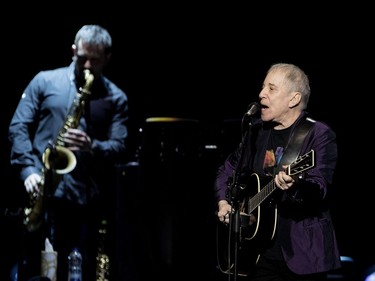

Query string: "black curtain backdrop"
[1, 4, 373, 281]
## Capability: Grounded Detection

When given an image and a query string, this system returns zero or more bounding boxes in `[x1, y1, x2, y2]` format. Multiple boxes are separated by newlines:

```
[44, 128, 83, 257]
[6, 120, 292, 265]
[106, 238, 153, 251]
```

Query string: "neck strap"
[276, 117, 315, 169]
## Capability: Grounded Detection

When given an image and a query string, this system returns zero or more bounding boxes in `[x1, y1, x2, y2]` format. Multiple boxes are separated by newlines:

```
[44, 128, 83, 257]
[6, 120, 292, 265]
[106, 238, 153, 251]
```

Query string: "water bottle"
[68, 247, 82, 281]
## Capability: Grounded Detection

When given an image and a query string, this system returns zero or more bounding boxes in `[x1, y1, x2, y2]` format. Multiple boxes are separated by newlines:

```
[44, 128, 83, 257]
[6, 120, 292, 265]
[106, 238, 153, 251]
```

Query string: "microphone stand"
[227, 112, 256, 281]
[227, 172, 244, 281]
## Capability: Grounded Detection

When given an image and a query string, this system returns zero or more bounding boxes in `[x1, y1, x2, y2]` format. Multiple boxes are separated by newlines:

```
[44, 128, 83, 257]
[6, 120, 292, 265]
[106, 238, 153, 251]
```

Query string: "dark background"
[0, 4, 373, 281]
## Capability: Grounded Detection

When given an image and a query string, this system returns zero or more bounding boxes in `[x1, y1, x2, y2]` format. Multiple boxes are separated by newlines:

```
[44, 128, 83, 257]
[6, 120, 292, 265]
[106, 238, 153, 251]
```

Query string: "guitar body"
[240, 173, 278, 242]
[216, 175, 278, 276]
[216, 150, 315, 277]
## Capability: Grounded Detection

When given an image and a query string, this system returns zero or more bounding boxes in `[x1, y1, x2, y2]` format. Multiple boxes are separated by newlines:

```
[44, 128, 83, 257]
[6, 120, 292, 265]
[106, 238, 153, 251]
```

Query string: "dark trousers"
[18, 197, 104, 281]
[50, 197, 102, 281]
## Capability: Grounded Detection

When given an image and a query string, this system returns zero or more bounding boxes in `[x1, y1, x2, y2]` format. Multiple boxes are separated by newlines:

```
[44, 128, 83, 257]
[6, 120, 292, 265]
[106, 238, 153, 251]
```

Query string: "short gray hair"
[74, 25, 112, 54]
[268, 63, 311, 109]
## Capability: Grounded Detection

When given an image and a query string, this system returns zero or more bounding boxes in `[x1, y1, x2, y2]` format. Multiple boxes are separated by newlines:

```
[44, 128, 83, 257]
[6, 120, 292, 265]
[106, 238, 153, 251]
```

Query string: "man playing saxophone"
[8, 24, 129, 281]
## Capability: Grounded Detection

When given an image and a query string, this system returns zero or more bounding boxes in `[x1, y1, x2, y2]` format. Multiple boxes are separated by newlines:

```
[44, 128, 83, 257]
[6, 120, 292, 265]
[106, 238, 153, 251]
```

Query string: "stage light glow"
[364, 265, 375, 281]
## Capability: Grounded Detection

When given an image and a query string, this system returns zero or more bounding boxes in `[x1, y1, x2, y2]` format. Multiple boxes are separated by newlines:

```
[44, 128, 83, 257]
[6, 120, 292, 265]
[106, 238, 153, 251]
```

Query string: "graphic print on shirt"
[263, 146, 284, 176]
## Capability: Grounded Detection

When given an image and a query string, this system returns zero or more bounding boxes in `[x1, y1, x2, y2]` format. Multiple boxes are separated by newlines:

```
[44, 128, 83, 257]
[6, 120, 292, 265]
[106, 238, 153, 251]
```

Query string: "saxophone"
[96, 219, 110, 281]
[24, 69, 95, 232]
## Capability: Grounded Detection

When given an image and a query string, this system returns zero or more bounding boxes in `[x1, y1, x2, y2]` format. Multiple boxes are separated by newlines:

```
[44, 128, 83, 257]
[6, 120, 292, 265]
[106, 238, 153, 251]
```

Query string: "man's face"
[72, 39, 110, 80]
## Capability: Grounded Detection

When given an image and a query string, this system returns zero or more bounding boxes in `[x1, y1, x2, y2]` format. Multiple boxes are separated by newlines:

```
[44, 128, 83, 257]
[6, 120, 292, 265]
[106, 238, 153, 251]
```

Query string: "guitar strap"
[276, 116, 315, 171]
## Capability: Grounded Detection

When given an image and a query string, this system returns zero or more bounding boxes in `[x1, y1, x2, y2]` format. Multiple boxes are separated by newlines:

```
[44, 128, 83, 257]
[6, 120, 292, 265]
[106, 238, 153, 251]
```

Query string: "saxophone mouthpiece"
[81, 70, 94, 94]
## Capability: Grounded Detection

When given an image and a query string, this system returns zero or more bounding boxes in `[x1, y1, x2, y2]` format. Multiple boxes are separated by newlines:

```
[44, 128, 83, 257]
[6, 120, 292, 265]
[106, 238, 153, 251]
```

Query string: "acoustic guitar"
[216, 149, 315, 276]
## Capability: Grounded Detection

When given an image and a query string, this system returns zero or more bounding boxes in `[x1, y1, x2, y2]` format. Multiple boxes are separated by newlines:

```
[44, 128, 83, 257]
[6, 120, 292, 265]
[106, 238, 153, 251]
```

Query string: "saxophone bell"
[43, 145, 77, 174]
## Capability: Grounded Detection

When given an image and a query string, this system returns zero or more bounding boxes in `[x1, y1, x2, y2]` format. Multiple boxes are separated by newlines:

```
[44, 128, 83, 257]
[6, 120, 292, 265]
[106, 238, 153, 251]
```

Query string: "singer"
[214, 63, 341, 281]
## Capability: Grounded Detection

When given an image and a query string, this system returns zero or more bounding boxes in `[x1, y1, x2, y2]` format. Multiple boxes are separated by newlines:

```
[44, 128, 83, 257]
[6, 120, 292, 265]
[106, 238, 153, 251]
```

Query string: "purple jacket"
[214, 112, 341, 274]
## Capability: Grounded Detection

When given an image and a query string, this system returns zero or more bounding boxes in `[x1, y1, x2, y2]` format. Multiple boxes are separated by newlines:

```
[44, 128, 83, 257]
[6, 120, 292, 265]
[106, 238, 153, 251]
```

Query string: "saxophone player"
[8, 24, 129, 281]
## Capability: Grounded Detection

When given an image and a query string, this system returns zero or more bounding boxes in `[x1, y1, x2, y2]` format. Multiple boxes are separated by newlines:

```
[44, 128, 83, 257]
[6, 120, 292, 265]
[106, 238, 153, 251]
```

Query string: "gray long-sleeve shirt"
[8, 62, 128, 204]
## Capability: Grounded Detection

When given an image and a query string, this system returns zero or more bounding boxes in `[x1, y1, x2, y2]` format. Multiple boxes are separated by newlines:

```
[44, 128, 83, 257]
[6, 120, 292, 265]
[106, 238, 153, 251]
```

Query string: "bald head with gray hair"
[268, 63, 311, 110]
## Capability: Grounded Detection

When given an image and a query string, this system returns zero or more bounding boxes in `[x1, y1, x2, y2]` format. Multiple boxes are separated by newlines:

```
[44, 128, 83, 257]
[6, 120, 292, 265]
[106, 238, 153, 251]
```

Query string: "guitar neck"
[247, 149, 315, 214]
[249, 178, 276, 213]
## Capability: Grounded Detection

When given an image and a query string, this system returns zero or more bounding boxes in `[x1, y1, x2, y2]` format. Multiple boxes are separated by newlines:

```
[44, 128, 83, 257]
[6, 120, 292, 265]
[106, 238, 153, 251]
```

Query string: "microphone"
[245, 102, 260, 116]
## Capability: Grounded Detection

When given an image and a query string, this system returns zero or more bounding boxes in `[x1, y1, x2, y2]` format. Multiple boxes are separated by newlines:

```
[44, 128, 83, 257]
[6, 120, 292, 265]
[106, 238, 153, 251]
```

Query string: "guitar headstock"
[287, 149, 315, 176]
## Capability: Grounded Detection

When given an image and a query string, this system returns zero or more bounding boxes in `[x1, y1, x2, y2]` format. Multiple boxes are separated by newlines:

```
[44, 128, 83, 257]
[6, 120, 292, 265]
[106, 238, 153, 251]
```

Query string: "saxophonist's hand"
[24, 173, 42, 194]
[63, 128, 92, 152]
